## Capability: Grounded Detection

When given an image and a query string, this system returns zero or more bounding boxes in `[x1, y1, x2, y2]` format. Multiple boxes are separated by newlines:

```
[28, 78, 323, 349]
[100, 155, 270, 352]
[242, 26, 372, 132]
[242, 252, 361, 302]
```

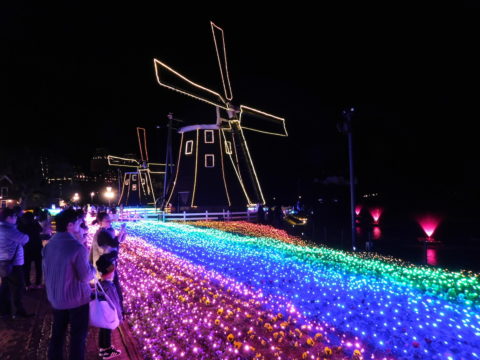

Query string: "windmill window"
[0, 187, 7, 197]
[204, 130, 214, 143]
[132, 184, 137, 191]
[185, 140, 194, 155]
[225, 141, 232, 154]
[205, 154, 215, 168]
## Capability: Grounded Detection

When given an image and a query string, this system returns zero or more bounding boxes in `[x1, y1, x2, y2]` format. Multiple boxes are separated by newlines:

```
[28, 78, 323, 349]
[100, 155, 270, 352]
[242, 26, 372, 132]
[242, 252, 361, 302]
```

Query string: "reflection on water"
[426, 247, 439, 266]
[356, 226, 362, 236]
[373, 227, 382, 240]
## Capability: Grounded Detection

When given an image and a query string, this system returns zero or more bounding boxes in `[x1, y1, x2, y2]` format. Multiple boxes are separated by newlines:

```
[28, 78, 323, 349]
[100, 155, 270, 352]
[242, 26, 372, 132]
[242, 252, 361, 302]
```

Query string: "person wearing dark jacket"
[18, 212, 43, 289]
[43, 208, 96, 360]
[0, 207, 30, 318]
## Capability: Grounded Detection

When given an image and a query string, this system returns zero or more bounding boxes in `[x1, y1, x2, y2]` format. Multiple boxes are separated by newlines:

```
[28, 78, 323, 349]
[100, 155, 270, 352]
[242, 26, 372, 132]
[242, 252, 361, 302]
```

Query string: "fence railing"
[117, 209, 256, 222]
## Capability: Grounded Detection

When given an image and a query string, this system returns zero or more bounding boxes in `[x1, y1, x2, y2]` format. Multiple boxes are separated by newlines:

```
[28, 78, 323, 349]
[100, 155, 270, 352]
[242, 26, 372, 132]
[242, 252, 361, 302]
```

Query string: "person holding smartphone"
[90, 212, 127, 315]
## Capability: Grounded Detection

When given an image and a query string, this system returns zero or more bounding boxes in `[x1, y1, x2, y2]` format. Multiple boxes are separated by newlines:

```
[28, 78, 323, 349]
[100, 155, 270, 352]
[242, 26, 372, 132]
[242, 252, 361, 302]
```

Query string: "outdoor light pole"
[90, 192, 94, 203]
[163, 113, 174, 207]
[161, 113, 183, 209]
[104, 187, 114, 208]
[339, 107, 357, 251]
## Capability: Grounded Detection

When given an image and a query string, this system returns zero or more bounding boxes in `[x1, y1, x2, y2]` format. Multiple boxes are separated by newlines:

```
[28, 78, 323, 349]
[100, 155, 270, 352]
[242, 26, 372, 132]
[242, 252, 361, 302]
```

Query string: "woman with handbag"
[90, 212, 127, 313]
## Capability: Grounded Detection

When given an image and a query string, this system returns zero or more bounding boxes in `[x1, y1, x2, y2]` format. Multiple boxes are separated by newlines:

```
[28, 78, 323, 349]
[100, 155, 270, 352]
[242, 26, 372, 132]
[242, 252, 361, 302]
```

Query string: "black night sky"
[1, 5, 479, 212]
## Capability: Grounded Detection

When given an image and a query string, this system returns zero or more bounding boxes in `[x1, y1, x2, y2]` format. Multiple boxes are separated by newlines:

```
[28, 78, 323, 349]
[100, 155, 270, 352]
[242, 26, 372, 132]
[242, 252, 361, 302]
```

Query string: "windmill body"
[156, 22, 287, 211]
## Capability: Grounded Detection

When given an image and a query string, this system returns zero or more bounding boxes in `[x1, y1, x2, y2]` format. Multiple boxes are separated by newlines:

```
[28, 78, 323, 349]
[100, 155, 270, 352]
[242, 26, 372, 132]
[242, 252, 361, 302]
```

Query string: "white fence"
[118, 209, 256, 222]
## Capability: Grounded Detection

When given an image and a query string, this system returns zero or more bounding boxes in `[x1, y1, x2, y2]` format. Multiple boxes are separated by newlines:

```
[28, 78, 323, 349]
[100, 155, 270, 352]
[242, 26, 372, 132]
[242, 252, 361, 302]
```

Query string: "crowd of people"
[0, 205, 127, 359]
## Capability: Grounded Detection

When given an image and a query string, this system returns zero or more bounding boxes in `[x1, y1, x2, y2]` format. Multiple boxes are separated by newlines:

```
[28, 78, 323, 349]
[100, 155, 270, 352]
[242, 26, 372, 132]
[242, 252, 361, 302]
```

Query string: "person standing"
[0, 208, 30, 318]
[95, 251, 123, 359]
[43, 208, 96, 360]
[18, 212, 43, 289]
[90, 212, 126, 313]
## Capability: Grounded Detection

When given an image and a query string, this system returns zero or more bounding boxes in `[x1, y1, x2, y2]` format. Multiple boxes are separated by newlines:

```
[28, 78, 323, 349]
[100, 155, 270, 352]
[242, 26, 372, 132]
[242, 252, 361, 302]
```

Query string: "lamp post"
[90, 192, 95, 204]
[338, 107, 357, 251]
[73, 193, 80, 206]
[104, 187, 114, 207]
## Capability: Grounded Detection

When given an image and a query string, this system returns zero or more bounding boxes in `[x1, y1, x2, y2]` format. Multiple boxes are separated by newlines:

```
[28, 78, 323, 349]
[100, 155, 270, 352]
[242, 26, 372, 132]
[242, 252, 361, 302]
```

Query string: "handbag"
[89, 279, 120, 330]
[0, 245, 19, 278]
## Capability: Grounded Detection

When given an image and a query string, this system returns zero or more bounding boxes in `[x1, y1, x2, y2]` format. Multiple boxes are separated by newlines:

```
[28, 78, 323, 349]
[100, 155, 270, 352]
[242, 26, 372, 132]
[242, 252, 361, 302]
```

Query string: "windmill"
[108, 127, 165, 207]
[154, 22, 287, 211]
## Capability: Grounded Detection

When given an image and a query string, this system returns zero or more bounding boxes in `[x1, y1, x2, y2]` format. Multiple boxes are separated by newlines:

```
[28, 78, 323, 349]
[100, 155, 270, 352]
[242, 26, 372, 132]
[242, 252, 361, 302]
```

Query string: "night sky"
[1, 5, 478, 209]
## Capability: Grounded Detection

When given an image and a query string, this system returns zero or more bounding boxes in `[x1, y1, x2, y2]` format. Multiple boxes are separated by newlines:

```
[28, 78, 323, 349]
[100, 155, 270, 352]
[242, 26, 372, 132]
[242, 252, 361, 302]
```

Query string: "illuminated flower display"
[191, 221, 309, 246]
[107, 234, 352, 359]
[115, 221, 480, 359]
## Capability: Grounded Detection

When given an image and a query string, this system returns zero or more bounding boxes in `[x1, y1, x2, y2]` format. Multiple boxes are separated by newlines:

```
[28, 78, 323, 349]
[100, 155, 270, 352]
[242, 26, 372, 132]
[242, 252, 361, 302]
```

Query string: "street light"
[338, 107, 357, 251]
[73, 193, 80, 205]
[90, 192, 95, 203]
[104, 187, 115, 207]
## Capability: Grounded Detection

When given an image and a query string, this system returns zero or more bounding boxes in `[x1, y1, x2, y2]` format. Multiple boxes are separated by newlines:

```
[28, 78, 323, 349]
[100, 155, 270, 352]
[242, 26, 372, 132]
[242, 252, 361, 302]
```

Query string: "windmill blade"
[153, 59, 229, 111]
[137, 127, 148, 162]
[210, 21, 233, 101]
[108, 155, 139, 168]
[148, 162, 167, 174]
[239, 105, 288, 137]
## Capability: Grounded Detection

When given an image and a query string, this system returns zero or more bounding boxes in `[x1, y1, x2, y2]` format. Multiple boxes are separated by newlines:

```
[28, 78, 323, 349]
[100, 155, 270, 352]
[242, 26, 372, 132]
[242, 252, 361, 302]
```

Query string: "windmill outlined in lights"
[153, 21, 287, 211]
[108, 127, 165, 207]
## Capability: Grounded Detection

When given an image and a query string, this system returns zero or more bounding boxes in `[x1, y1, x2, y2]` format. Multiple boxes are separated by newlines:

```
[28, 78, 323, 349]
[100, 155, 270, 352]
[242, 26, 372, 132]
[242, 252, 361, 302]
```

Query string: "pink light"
[355, 205, 362, 216]
[373, 227, 382, 240]
[370, 208, 383, 224]
[418, 215, 441, 238]
[356, 226, 362, 236]
[426, 248, 438, 266]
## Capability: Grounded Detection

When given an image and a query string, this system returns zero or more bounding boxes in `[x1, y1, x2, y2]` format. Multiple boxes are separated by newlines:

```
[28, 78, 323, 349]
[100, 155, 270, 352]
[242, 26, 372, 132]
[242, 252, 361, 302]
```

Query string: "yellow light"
[137, 127, 149, 161]
[220, 129, 252, 205]
[239, 105, 288, 137]
[218, 130, 231, 206]
[107, 155, 139, 168]
[210, 21, 233, 101]
[153, 59, 228, 110]
[165, 133, 184, 208]
[237, 123, 266, 205]
[191, 130, 199, 207]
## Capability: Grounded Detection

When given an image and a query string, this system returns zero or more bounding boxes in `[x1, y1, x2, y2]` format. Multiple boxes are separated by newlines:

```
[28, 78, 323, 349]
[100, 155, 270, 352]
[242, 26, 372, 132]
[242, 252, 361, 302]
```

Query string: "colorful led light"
[85, 218, 480, 359]
[116, 220, 480, 359]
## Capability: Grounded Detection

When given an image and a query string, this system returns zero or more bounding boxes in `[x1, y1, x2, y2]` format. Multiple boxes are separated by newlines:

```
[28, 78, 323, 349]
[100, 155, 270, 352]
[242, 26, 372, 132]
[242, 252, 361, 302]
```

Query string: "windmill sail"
[211, 21, 233, 101]
[153, 59, 228, 110]
[107, 155, 139, 168]
[137, 127, 149, 162]
[239, 105, 288, 137]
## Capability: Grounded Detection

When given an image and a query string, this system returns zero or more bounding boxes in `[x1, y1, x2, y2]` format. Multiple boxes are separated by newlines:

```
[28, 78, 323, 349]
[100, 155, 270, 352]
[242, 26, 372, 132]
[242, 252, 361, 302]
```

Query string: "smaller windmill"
[108, 127, 165, 207]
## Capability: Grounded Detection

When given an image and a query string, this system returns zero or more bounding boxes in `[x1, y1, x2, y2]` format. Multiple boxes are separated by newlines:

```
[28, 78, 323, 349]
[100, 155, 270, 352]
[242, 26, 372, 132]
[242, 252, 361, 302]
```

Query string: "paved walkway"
[0, 287, 142, 360]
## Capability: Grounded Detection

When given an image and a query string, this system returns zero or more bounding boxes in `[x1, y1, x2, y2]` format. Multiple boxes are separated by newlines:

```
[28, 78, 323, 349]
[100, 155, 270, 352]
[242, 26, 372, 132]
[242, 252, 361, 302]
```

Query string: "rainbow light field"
[108, 221, 480, 359]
